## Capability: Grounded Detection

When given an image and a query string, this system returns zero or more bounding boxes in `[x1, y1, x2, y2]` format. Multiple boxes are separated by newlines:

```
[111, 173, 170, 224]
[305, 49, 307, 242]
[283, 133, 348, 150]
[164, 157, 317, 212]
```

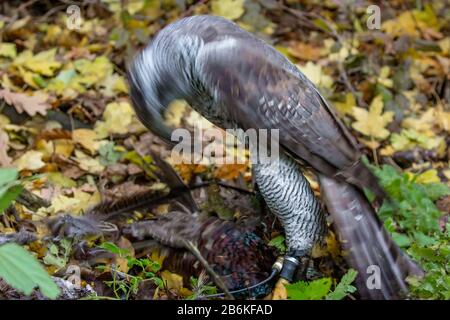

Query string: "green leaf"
[268, 235, 286, 253]
[286, 277, 332, 300]
[423, 183, 450, 200]
[326, 269, 358, 300]
[0, 167, 19, 197]
[0, 167, 18, 185]
[99, 141, 122, 166]
[0, 243, 60, 299]
[0, 185, 23, 214]
[99, 241, 129, 257]
[392, 232, 411, 248]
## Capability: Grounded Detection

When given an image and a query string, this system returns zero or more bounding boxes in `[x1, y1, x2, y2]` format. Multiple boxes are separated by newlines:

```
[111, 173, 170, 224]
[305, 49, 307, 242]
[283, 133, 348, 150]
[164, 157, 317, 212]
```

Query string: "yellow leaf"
[13, 48, 61, 76]
[297, 62, 333, 90]
[415, 169, 441, 184]
[72, 189, 101, 214]
[443, 169, 450, 181]
[13, 150, 45, 171]
[334, 93, 356, 116]
[73, 150, 104, 174]
[100, 74, 128, 97]
[324, 39, 359, 63]
[352, 95, 394, 140]
[1, 74, 20, 91]
[74, 56, 113, 88]
[403, 109, 436, 132]
[72, 129, 99, 154]
[436, 108, 450, 133]
[272, 278, 288, 300]
[94, 101, 135, 139]
[17, 66, 40, 88]
[126, 0, 145, 14]
[161, 270, 184, 291]
[211, 0, 245, 21]
[36, 139, 74, 159]
[0, 129, 12, 167]
[48, 194, 81, 214]
[0, 43, 17, 58]
[439, 37, 450, 55]
[390, 128, 444, 152]
[382, 5, 439, 38]
[165, 100, 189, 127]
[377, 66, 393, 88]
[55, 139, 75, 157]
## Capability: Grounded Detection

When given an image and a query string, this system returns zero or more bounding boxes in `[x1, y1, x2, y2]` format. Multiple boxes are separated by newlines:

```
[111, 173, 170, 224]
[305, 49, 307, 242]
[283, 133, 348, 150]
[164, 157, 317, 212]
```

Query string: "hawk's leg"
[252, 153, 326, 281]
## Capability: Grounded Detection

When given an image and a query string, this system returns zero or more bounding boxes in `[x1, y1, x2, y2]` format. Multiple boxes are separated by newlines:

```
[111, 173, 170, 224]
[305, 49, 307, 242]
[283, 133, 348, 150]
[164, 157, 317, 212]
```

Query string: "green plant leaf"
[0, 243, 60, 299]
[99, 241, 129, 257]
[326, 269, 358, 300]
[0, 167, 18, 185]
[286, 277, 332, 300]
[268, 235, 286, 253]
[0, 185, 23, 214]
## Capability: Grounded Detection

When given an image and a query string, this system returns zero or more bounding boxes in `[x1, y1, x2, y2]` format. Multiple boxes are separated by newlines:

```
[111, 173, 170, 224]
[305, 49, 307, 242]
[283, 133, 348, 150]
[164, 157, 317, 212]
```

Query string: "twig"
[182, 239, 234, 300]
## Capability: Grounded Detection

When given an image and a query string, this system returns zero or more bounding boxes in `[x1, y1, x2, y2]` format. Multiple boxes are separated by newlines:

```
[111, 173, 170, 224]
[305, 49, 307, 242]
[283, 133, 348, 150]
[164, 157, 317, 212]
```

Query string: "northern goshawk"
[128, 15, 422, 299]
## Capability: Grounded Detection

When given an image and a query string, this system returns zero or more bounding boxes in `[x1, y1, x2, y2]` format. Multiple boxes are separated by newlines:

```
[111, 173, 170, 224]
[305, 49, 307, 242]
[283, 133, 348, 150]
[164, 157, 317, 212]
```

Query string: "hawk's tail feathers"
[319, 176, 424, 300]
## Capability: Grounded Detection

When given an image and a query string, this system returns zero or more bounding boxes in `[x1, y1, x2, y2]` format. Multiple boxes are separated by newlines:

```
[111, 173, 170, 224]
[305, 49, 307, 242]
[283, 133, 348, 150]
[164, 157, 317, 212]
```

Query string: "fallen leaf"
[73, 150, 105, 174]
[297, 62, 333, 90]
[13, 150, 45, 171]
[352, 95, 394, 140]
[0, 130, 12, 167]
[415, 169, 441, 184]
[0, 89, 51, 116]
[161, 270, 184, 291]
[272, 278, 288, 300]
[382, 6, 440, 38]
[334, 93, 356, 116]
[72, 129, 99, 154]
[94, 101, 135, 139]
[288, 41, 322, 61]
[0, 43, 17, 59]
[211, 0, 245, 21]
[13, 48, 61, 76]
[165, 100, 189, 127]
[377, 66, 393, 88]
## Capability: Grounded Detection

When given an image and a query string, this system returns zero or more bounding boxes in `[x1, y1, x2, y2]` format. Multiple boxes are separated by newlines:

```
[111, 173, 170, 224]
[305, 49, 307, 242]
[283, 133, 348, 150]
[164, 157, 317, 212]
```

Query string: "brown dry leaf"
[288, 41, 322, 61]
[173, 163, 208, 183]
[0, 89, 51, 116]
[116, 237, 135, 273]
[213, 164, 247, 180]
